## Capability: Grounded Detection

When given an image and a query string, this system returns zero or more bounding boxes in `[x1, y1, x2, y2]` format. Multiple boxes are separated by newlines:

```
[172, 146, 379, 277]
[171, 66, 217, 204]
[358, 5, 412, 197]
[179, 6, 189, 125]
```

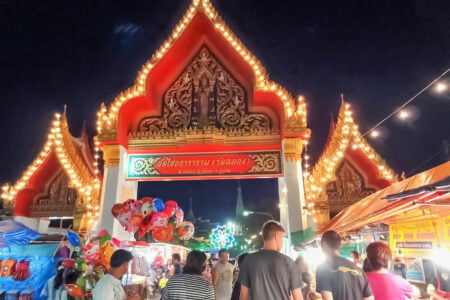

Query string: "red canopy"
[319, 161, 450, 234]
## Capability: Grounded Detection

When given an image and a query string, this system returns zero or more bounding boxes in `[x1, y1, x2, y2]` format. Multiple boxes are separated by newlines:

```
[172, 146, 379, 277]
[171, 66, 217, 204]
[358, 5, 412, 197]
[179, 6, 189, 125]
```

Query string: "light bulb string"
[362, 67, 450, 138]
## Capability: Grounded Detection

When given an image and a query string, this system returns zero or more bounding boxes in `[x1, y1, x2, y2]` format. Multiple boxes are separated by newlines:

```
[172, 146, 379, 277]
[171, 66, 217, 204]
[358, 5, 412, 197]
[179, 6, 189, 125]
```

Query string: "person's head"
[295, 256, 309, 273]
[362, 258, 374, 272]
[183, 250, 207, 275]
[351, 251, 359, 260]
[365, 242, 391, 271]
[110, 249, 133, 277]
[237, 252, 248, 267]
[218, 249, 229, 264]
[321, 230, 341, 255]
[261, 220, 285, 251]
[172, 253, 181, 263]
[64, 271, 79, 285]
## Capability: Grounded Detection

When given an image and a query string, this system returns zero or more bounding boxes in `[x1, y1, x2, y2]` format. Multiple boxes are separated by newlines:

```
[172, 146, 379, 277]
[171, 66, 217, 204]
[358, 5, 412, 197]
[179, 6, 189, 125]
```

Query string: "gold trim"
[96, 0, 308, 141]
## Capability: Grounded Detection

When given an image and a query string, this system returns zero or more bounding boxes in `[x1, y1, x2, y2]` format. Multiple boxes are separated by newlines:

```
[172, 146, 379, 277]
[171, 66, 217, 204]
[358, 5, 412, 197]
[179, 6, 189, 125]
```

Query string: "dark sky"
[1, 0, 449, 222]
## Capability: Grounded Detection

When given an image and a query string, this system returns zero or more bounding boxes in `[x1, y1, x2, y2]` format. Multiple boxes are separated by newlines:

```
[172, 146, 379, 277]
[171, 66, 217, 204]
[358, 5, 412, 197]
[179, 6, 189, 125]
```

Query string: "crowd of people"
[42, 221, 450, 300]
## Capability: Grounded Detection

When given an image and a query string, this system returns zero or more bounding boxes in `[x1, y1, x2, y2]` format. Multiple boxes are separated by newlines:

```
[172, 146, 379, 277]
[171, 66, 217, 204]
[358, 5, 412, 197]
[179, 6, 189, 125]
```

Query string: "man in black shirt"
[316, 230, 373, 300]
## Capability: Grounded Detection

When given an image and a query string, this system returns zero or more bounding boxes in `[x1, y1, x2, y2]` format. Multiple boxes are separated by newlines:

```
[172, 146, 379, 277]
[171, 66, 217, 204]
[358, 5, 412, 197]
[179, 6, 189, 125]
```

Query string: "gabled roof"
[1, 112, 102, 217]
[305, 101, 397, 203]
[96, 0, 307, 140]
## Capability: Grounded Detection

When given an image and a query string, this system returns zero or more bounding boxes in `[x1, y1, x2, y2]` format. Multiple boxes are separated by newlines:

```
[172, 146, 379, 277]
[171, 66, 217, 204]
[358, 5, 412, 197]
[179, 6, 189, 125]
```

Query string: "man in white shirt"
[93, 249, 139, 300]
[212, 249, 234, 300]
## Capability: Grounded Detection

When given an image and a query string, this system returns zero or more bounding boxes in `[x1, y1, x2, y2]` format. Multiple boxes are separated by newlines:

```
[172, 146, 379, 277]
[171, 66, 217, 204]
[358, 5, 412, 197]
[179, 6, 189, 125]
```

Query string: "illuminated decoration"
[435, 82, 447, 93]
[1, 112, 102, 231]
[96, 0, 310, 147]
[305, 100, 397, 226]
[209, 224, 236, 249]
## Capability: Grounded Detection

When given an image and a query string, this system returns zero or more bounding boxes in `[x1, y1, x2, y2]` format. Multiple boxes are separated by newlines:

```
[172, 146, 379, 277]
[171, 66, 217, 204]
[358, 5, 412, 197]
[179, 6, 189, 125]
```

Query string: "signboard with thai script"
[127, 151, 282, 180]
[389, 219, 440, 258]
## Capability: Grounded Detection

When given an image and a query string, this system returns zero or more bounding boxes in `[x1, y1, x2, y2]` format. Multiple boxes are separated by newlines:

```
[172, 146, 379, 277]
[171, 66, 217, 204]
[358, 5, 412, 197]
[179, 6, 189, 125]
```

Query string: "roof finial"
[340, 93, 345, 103]
[63, 104, 67, 118]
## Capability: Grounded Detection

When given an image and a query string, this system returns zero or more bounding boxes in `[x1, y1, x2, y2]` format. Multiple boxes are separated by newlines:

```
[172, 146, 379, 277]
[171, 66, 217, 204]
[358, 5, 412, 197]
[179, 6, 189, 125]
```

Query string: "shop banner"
[389, 219, 439, 258]
[127, 151, 282, 180]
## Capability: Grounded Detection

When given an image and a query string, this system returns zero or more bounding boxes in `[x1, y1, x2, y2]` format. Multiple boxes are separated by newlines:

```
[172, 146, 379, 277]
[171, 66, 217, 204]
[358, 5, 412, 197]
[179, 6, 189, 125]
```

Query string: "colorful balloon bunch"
[111, 197, 195, 242]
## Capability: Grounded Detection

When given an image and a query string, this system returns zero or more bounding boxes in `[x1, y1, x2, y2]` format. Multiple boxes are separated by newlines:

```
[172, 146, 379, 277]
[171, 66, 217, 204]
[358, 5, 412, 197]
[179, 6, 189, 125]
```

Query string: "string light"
[398, 110, 409, 120]
[1, 113, 102, 221]
[305, 101, 396, 215]
[435, 82, 447, 93]
[96, 0, 304, 134]
[362, 68, 450, 137]
[370, 130, 380, 138]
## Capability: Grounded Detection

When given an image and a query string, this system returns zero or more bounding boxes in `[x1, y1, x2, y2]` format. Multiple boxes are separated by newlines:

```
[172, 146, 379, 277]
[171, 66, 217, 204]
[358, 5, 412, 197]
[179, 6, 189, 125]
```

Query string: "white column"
[97, 146, 137, 241]
[283, 159, 308, 233]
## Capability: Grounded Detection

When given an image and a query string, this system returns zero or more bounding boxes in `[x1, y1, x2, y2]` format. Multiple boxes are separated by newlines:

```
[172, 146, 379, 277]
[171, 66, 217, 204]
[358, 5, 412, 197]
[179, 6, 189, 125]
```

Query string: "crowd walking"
[42, 225, 449, 300]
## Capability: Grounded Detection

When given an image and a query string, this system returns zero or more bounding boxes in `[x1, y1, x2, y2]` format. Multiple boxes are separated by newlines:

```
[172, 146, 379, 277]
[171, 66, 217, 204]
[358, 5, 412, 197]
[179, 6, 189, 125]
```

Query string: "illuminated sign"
[127, 151, 282, 180]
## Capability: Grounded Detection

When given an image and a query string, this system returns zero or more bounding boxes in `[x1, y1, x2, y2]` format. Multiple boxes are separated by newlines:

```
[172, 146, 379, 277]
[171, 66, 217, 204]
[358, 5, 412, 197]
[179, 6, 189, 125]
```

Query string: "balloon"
[152, 198, 165, 212]
[111, 203, 123, 217]
[176, 207, 184, 227]
[178, 221, 195, 240]
[116, 208, 142, 233]
[165, 200, 178, 216]
[141, 198, 154, 218]
[67, 230, 80, 246]
[152, 226, 175, 242]
[123, 199, 142, 213]
[82, 240, 99, 265]
[99, 241, 116, 269]
[150, 212, 169, 228]
[65, 284, 83, 297]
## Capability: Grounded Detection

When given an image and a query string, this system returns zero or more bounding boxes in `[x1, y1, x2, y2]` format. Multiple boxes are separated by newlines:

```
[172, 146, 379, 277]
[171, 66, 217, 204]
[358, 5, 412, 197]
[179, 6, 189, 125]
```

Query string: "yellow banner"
[389, 219, 440, 258]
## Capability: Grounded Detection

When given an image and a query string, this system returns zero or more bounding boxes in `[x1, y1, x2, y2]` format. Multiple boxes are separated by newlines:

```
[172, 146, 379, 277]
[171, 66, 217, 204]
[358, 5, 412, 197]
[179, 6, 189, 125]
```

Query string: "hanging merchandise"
[0, 259, 16, 277]
[12, 261, 30, 281]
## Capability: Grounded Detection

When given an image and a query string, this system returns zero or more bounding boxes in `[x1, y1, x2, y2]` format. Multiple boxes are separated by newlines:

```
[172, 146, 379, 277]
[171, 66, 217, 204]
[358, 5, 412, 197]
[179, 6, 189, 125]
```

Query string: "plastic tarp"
[0, 243, 60, 300]
[291, 228, 316, 247]
[319, 161, 450, 235]
[0, 220, 41, 247]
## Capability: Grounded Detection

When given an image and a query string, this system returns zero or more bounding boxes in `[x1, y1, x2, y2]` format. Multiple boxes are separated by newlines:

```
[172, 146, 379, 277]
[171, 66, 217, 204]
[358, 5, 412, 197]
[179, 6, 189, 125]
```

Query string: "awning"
[318, 161, 450, 235]
[384, 176, 450, 201]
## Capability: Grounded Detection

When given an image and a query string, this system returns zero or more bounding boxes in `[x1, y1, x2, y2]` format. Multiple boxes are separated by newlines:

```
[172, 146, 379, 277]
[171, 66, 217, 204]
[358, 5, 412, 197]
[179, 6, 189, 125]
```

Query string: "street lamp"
[242, 210, 274, 220]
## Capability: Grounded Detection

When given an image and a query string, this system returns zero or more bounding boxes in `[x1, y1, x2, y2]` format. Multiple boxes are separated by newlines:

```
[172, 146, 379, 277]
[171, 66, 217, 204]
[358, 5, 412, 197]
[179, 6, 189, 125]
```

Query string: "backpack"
[0, 259, 16, 277]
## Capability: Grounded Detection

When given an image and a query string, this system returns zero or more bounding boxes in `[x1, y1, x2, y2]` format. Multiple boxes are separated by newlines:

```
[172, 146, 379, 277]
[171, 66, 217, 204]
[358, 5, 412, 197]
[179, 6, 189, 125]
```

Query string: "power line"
[362, 68, 450, 137]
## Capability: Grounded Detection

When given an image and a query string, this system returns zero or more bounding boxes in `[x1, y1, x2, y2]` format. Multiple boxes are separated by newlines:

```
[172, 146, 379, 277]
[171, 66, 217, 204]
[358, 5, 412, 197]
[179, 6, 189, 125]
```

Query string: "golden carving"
[102, 144, 120, 167]
[283, 138, 305, 161]
[30, 171, 81, 218]
[326, 160, 375, 213]
[248, 153, 280, 173]
[138, 47, 271, 133]
[129, 157, 160, 176]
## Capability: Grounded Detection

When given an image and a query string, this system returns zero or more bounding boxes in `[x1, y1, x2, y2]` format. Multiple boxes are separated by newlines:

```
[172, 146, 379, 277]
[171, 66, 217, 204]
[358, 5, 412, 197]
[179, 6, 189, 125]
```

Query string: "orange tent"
[319, 161, 450, 235]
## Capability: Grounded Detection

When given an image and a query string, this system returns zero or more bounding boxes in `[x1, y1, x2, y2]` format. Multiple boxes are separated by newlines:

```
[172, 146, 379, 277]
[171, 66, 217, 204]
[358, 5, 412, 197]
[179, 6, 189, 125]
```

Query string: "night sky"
[1, 0, 449, 223]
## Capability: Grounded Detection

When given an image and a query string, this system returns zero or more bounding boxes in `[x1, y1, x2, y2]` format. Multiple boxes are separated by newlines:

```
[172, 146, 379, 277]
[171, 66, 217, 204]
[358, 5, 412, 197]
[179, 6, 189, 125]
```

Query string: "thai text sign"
[390, 219, 439, 258]
[127, 151, 282, 180]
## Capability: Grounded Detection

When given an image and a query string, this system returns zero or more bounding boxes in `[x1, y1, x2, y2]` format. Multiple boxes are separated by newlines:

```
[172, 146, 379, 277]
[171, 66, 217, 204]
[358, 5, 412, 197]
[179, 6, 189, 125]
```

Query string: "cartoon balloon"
[152, 198, 165, 212]
[175, 207, 184, 227]
[141, 198, 154, 218]
[150, 211, 169, 228]
[111, 203, 123, 217]
[178, 221, 195, 240]
[164, 200, 178, 217]
[152, 226, 175, 242]
[82, 240, 99, 265]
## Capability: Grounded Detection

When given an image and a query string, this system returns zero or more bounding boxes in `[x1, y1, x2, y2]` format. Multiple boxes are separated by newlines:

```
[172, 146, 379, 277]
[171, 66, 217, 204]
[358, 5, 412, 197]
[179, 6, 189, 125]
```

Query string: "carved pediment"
[326, 160, 375, 213]
[30, 170, 80, 217]
[138, 47, 272, 134]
